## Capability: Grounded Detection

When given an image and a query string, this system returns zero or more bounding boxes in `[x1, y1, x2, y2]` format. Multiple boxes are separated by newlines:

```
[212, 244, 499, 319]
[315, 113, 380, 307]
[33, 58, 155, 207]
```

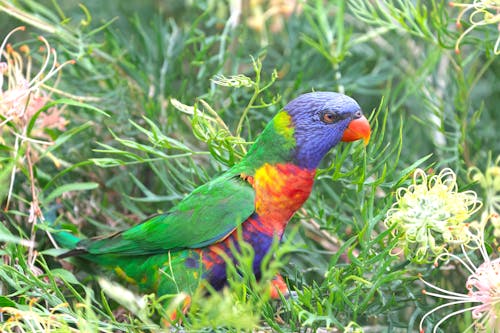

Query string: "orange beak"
[341, 115, 371, 146]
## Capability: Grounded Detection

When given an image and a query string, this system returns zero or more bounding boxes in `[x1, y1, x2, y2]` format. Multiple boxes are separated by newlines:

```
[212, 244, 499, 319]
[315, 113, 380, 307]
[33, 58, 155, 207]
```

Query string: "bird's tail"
[52, 229, 81, 250]
[44, 204, 81, 250]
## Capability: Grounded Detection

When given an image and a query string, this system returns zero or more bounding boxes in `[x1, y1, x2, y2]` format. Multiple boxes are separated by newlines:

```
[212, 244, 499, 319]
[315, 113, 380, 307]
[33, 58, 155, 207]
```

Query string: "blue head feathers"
[284, 91, 365, 169]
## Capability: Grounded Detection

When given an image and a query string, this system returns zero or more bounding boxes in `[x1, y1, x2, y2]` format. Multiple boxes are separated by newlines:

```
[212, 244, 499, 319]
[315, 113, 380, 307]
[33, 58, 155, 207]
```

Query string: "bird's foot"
[270, 274, 294, 299]
[163, 294, 191, 326]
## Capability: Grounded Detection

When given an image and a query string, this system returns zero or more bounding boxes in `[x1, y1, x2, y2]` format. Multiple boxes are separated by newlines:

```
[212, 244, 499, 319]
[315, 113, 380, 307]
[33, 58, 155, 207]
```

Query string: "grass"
[0, 0, 499, 332]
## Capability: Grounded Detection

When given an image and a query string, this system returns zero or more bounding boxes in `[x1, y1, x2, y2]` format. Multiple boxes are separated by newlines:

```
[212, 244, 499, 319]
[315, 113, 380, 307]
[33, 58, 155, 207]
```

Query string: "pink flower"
[0, 26, 74, 130]
[466, 257, 500, 329]
[419, 221, 500, 332]
[0, 26, 74, 212]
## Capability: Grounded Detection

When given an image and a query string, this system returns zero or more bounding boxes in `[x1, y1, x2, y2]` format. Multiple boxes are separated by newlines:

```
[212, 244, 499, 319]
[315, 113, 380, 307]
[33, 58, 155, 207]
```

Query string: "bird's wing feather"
[78, 173, 255, 255]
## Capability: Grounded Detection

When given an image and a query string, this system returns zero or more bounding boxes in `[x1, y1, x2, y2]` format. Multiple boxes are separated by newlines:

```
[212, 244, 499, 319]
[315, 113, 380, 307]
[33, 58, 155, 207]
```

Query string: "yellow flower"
[449, 1, 500, 55]
[469, 156, 500, 237]
[385, 168, 482, 263]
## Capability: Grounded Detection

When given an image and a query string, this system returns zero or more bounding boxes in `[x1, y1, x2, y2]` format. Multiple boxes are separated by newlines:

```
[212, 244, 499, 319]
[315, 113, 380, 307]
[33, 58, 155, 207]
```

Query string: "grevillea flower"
[1, 26, 74, 213]
[246, 0, 303, 34]
[469, 156, 500, 237]
[449, 1, 500, 55]
[419, 220, 500, 332]
[0, 26, 73, 133]
[385, 168, 482, 263]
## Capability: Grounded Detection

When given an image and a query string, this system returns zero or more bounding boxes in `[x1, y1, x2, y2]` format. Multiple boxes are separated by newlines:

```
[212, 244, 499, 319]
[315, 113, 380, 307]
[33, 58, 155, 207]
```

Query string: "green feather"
[94, 249, 203, 295]
[238, 111, 296, 172]
[78, 171, 255, 256]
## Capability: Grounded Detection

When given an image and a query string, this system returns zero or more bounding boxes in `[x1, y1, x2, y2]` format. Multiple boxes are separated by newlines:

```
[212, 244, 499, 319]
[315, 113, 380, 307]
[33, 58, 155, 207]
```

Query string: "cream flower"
[385, 168, 482, 263]
[449, 1, 500, 55]
[469, 156, 500, 236]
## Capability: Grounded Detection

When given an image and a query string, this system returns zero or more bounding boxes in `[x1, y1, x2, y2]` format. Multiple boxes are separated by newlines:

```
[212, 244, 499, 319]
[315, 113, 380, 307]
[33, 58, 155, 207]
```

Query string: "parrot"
[55, 91, 371, 306]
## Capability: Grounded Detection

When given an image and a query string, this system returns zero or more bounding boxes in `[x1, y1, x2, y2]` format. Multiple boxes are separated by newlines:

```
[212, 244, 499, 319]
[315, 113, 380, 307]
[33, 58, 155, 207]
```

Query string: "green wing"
[78, 172, 255, 256]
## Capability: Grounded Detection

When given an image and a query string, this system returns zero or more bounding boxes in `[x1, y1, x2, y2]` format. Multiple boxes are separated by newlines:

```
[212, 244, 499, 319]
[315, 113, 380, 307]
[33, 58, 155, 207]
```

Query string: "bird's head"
[284, 91, 371, 169]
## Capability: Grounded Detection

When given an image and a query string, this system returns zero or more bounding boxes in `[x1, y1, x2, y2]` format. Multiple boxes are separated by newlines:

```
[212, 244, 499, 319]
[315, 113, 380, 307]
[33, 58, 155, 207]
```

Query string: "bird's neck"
[240, 111, 296, 170]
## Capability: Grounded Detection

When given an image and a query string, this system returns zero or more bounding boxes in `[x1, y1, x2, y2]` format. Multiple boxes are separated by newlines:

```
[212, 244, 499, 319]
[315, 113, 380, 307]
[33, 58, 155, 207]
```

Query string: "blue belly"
[201, 214, 279, 290]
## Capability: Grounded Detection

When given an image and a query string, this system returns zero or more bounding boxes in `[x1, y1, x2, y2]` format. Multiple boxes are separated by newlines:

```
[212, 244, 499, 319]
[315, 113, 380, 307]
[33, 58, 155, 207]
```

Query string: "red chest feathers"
[245, 163, 315, 233]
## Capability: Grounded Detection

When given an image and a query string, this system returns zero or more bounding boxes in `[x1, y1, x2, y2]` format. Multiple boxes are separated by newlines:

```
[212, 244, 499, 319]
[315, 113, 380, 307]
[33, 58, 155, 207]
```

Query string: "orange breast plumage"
[251, 163, 315, 234]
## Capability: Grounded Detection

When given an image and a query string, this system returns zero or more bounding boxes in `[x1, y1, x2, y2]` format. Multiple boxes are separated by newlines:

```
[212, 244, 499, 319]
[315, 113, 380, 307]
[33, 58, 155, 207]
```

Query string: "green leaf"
[42, 182, 99, 204]
[0, 296, 16, 307]
[49, 268, 80, 284]
[0, 223, 34, 247]
[45, 122, 93, 155]
[27, 98, 109, 136]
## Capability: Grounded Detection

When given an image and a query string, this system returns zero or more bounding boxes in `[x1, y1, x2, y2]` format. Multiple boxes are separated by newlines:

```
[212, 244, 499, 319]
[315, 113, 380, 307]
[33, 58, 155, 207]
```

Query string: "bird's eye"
[321, 111, 338, 124]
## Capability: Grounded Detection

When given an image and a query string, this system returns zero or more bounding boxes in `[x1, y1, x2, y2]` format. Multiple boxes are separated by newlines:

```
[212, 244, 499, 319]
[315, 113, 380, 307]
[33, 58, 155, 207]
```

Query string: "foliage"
[0, 0, 498, 332]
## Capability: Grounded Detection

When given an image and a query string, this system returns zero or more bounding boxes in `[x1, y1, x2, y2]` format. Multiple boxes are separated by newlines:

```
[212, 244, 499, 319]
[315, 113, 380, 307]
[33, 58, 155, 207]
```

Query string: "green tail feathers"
[44, 205, 81, 250]
[52, 230, 81, 250]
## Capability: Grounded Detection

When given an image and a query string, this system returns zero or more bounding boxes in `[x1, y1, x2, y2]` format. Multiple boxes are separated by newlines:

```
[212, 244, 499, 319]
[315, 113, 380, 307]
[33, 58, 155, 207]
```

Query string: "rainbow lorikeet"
[55, 91, 370, 302]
